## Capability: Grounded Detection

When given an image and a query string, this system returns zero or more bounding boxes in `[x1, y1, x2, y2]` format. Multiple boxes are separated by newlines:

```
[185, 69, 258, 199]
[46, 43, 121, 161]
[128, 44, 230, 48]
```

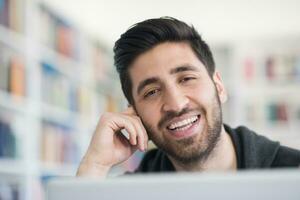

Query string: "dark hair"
[114, 17, 215, 105]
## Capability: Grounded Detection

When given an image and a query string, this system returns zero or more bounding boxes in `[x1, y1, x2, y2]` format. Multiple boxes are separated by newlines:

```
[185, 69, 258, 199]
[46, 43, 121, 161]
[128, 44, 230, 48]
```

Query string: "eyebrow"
[170, 65, 199, 74]
[136, 65, 199, 96]
[137, 77, 160, 96]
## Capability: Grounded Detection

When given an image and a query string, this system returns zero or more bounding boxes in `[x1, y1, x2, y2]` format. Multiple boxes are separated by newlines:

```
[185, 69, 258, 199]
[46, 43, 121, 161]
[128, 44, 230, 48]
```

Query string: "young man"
[77, 17, 300, 178]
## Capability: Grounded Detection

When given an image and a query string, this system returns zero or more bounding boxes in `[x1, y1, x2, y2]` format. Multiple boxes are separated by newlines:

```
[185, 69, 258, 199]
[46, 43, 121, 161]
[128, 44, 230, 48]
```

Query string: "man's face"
[129, 42, 227, 164]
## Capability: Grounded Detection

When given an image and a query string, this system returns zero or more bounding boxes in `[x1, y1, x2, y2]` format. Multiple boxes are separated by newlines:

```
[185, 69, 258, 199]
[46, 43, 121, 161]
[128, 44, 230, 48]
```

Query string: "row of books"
[39, 4, 80, 59]
[0, 44, 26, 96]
[0, 182, 20, 200]
[245, 101, 300, 124]
[41, 62, 93, 114]
[243, 54, 300, 83]
[0, 118, 16, 158]
[0, 0, 24, 33]
[40, 121, 79, 164]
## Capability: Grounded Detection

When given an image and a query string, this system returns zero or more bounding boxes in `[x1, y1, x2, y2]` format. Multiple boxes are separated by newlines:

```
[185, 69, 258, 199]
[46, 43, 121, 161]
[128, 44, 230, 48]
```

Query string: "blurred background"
[0, 0, 300, 199]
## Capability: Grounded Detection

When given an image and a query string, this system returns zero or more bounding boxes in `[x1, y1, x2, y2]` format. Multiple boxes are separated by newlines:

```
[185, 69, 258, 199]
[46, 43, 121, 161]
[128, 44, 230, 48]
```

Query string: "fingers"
[121, 107, 148, 151]
[107, 113, 148, 152]
[133, 116, 148, 151]
[117, 118, 137, 146]
[123, 115, 148, 152]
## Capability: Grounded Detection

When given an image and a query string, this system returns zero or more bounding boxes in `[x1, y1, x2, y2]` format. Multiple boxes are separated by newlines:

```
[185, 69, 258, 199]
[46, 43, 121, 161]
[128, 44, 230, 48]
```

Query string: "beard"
[142, 88, 223, 166]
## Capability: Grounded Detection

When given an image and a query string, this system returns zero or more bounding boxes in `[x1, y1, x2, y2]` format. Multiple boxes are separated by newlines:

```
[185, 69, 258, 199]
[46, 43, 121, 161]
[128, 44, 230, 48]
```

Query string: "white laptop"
[47, 169, 300, 200]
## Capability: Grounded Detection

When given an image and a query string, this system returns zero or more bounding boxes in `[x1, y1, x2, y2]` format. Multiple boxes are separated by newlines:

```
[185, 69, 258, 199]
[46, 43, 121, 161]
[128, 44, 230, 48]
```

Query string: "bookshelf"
[0, 0, 129, 199]
[213, 37, 300, 150]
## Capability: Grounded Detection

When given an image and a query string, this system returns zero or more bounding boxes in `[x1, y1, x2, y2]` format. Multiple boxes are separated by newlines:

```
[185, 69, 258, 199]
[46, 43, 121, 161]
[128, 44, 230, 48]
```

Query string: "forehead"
[129, 42, 207, 92]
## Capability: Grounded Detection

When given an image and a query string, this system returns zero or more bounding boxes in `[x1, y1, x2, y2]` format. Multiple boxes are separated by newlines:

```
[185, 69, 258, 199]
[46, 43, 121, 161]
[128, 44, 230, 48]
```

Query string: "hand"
[76, 107, 148, 177]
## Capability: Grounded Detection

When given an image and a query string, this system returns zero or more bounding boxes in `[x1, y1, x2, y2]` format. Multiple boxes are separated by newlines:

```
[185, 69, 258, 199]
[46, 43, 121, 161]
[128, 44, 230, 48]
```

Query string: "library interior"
[0, 0, 300, 199]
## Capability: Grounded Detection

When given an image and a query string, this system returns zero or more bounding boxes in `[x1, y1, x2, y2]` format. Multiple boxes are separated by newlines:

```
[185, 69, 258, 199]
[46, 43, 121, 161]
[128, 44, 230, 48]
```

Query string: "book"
[8, 0, 24, 33]
[41, 62, 77, 110]
[0, 0, 8, 27]
[8, 55, 26, 97]
[39, 4, 79, 60]
[41, 121, 79, 164]
[266, 102, 288, 123]
[0, 0, 24, 32]
[0, 45, 9, 91]
[0, 119, 16, 158]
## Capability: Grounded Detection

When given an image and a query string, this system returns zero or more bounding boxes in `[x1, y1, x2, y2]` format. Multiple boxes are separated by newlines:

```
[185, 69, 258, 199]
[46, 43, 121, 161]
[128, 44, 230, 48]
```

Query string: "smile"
[165, 114, 202, 139]
[167, 115, 200, 131]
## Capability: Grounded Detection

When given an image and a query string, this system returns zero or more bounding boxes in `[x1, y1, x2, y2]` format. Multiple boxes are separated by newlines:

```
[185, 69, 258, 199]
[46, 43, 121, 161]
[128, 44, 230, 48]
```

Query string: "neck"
[169, 125, 237, 172]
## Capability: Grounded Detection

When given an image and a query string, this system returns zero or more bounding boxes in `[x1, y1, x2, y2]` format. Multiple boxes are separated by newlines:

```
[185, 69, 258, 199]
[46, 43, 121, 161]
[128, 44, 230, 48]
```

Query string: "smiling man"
[77, 17, 300, 177]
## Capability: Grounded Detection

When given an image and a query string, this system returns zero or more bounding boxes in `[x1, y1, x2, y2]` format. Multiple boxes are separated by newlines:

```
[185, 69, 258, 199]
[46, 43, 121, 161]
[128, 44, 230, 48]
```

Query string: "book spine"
[0, 0, 9, 27]
[0, 45, 9, 91]
[41, 122, 79, 164]
[0, 119, 17, 158]
[8, 56, 26, 97]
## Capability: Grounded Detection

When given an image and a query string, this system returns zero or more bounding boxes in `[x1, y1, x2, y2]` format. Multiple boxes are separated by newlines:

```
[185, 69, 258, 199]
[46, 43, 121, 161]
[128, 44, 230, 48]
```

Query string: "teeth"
[168, 116, 198, 130]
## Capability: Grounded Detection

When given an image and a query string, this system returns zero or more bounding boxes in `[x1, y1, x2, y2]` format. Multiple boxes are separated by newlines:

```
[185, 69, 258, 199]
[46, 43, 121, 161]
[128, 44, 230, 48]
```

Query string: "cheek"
[136, 104, 160, 129]
[191, 84, 215, 105]
[202, 92, 216, 105]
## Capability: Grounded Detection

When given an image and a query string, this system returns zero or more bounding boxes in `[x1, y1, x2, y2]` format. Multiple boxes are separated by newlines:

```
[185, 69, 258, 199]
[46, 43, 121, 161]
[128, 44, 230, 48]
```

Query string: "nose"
[161, 86, 189, 113]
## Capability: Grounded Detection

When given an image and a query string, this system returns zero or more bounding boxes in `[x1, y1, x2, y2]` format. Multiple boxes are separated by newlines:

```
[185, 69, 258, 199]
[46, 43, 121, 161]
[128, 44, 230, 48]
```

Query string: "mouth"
[165, 114, 201, 139]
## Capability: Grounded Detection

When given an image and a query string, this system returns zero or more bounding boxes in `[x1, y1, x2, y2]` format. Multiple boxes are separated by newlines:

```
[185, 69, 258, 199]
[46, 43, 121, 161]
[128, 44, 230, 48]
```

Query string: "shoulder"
[272, 145, 300, 167]
[225, 124, 280, 168]
[225, 124, 300, 168]
[226, 124, 280, 153]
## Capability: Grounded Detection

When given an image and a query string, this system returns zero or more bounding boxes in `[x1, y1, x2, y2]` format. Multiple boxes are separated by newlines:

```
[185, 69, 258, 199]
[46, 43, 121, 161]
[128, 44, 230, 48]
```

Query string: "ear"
[212, 71, 228, 104]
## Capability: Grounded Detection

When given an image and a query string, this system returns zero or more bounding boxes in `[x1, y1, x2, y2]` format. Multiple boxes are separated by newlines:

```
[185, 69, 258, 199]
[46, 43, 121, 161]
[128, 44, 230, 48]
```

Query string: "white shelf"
[0, 90, 29, 114]
[239, 82, 300, 91]
[0, 159, 27, 175]
[40, 102, 93, 129]
[0, 25, 26, 53]
[40, 162, 78, 177]
[39, 44, 81, 78]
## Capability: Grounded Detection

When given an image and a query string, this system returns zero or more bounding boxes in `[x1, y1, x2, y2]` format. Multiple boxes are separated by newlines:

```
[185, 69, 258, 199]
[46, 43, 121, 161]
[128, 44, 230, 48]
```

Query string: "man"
[77, 17, 300, 178]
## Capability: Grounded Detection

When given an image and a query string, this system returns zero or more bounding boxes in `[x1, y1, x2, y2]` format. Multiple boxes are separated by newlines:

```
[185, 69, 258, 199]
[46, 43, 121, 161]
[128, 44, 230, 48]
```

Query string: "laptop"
[47, 169, 300, 200]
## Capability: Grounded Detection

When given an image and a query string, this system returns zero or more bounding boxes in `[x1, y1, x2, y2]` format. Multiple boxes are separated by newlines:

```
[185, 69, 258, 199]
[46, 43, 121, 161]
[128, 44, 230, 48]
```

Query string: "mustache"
[158, 107, 198, 129]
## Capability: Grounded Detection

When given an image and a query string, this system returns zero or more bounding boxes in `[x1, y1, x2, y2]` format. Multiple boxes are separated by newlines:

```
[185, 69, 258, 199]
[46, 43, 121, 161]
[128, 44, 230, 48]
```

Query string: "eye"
[144, 89, 160, 98]
[180, 76, 196, 83]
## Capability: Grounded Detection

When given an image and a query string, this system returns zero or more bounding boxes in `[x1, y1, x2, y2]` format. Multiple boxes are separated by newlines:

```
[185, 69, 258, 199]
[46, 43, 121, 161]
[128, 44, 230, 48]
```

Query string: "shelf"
[0, 25, 26, 53]
[0, 159, 26, 175]
[0, 90, 29, 114]
[41, 103, 80, 123]
[40, 162, 78, 177]
[0, 2, 121, 200]
[39, 46, 81, 78]
[41, 102, 93, 129]
[235, 83, 300, 96]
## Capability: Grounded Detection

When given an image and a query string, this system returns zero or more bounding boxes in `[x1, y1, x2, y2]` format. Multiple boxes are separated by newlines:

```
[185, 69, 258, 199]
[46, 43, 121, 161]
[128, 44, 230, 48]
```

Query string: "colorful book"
[8, 55, 26, 96]
[8, 0, 24, 33]
[0, 120, 16, 158]
[0, 0, 8, 27]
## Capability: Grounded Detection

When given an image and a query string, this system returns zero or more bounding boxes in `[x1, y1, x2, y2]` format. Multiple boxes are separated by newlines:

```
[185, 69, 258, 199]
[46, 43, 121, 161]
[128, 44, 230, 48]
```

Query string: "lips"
[165, 114, 202, 139]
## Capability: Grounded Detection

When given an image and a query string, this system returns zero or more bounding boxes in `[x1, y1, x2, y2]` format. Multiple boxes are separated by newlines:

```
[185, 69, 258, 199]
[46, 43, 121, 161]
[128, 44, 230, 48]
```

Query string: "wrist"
[76, 155, 112, 178]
